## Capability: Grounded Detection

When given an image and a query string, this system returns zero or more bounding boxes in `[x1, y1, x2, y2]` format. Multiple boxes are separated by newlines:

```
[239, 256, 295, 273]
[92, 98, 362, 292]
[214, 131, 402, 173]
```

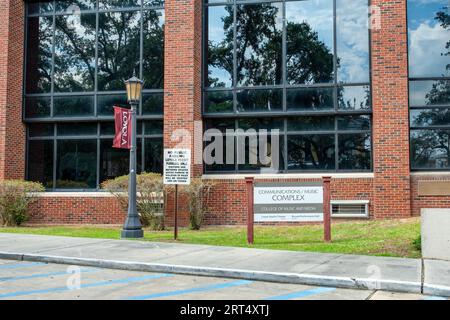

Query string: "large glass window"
[204, 0, 372, 173]
[25, 1, 164, 189]
[27, 121, 163, 190]
[408, 0, 450, 170]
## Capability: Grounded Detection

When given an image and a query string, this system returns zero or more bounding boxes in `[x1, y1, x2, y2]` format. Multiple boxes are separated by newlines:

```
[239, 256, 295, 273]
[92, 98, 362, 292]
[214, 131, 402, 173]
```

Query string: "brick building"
[0, 0, 449, 225]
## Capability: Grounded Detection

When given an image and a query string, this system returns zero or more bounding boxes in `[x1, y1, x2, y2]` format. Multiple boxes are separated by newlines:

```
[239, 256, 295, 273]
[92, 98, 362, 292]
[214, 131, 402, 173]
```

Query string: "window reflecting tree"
[424, 7, 450, 105]
[337, 86, 371, 111]
[412, 130, 450, 169]
[98, 11, 141, 91]
[410, 4, 450, 169]
[143, 10, 164, 89]
[54, 14, 96, 92]
[26, 16, 53, 93]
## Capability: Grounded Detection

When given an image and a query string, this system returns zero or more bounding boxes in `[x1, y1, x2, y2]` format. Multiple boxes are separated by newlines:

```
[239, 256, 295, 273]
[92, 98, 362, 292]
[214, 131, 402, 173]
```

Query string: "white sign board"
[163, 149, 191, 185]
[254, 182, 323, 222]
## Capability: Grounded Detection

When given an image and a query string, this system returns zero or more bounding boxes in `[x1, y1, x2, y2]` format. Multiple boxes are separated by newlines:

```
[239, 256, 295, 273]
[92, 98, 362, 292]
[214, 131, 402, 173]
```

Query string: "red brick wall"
[371, 0, 411, 218]
[411, 174, 450, 217]
[163, 0, 203, 225]
[28, 196, 126, 225]
[0, 0, 25, 180]
[26, 176, 373, 226]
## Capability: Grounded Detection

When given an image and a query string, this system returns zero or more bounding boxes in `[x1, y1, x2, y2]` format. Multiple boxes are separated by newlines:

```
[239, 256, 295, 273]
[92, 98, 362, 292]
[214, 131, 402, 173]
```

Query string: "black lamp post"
[121, 74, 144, 239]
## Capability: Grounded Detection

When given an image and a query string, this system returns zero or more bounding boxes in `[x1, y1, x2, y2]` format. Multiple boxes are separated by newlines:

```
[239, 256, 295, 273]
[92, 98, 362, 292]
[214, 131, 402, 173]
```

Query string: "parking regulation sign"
[163, 149, 191, 185]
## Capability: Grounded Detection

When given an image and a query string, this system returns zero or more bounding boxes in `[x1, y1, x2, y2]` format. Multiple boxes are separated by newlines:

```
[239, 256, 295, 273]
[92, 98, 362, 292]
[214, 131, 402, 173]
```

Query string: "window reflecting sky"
[408, 0, 450, 78]
[336, 0, 370, 83]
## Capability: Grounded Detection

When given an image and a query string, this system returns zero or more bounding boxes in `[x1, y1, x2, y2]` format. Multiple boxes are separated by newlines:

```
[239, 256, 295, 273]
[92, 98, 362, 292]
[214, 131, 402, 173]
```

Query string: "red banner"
[113, 106, 132, 149]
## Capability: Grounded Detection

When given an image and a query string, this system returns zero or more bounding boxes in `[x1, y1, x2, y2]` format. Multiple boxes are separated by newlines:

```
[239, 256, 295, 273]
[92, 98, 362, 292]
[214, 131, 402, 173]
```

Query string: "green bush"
[101, 173, 165, 230]
[0, 180, 45, 226]
[181, 178, 216, 230]
[413, 235, 422, 252]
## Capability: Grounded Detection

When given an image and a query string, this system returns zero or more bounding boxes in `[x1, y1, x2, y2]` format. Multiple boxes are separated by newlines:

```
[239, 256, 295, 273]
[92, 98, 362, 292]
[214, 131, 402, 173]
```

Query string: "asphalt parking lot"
[0, 259, 447, 300]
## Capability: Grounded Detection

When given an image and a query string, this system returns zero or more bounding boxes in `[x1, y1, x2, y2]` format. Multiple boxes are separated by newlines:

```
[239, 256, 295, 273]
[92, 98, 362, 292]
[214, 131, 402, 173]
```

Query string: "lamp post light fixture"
[121, 74, 145, 239]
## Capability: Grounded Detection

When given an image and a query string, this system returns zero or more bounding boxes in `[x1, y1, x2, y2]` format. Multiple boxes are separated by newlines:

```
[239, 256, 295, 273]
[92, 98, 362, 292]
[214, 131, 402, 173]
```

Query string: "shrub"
[180, 178, 216, 230]
[413, 235, 422, 252]
[0, 180, 45, 226]
[101, 173, 165, 230]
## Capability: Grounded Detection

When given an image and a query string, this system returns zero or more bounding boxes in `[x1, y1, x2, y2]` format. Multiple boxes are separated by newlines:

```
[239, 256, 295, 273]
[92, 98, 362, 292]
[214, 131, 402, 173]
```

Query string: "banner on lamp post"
[113, 106, 132, 150]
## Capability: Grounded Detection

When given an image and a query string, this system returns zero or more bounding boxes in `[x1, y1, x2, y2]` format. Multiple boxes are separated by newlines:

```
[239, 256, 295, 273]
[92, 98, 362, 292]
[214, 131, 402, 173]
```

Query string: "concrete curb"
[0, 251, 436, 295]
[423, 284, 450, 297]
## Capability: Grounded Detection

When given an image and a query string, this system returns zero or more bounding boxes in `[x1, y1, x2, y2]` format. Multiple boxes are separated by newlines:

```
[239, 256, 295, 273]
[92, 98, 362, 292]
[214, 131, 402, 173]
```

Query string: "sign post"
[163, 149, 191, 240]
[322, 176, 332, 242]
[245, 177, 254, 245]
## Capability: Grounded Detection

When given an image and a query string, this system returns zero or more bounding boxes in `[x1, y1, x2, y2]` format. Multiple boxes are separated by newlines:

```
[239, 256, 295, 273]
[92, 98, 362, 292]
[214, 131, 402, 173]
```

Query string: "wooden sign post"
[245, 177, 254, 245]
[322, 176, 332, 242]
[246, 177, 332, 244]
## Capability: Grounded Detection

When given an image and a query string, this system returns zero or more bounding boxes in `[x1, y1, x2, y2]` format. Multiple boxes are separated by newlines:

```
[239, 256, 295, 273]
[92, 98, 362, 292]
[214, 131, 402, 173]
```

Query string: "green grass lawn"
[0, 218, 421, 258]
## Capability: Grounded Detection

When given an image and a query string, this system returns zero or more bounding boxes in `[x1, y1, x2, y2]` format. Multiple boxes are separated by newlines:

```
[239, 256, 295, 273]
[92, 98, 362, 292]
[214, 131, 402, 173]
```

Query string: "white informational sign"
[163, 149, 191, 185]
[254, 182, 323, 222]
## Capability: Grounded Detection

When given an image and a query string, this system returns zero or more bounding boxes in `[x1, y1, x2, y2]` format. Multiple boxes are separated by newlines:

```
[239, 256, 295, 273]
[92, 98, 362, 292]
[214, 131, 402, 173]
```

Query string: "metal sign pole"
[163, 148, 191, 241]
[174, 184, 178, 240]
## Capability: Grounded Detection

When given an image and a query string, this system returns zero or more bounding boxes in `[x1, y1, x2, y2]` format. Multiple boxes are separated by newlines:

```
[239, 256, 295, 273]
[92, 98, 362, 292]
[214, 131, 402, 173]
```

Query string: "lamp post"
[121, 74, 144, 239]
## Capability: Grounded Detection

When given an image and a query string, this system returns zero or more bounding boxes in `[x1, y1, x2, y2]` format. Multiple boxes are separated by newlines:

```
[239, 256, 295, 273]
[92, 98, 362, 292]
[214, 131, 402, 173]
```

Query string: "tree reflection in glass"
[98, 11, 141, 91]
[286, 0, 334, 85]
[26, 16, 53, 94]
[143, 10, 165, 89]
[54, 14, 96, 92]
[236, 3, 283, 86]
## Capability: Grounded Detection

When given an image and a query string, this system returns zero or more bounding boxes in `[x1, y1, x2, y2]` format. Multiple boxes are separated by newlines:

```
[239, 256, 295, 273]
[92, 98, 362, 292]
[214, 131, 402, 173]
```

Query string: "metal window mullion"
[52, 124, 57, 189]
[94, 4, 99, 116]
[50, 8, 56, 118]
[96, 123, 101, 189]
[282, 1, 286, 113]
[333, 0, 338, 85]
[141, 121, 145, 172]
[335, 115, 339, 171]
[233, 2, 237, 115]
[139, 3, 144, 116]
[234, 118, 238, 173]
[284, 117, 288, 172]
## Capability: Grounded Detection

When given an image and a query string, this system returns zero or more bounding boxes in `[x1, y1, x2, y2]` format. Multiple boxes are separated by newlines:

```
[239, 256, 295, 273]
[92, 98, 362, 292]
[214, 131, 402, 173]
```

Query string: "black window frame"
[24, 1, 165, 190]
[202, 0, 373, 174]
[407, 0, 450, 171]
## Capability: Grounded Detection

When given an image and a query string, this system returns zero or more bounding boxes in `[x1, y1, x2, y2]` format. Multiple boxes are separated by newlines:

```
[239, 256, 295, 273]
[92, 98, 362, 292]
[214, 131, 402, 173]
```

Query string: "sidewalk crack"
[299, 254, 344, 274]
[365, 290, 377, 300]
[421, 258, 425, 294]
[34, 239, 114, 255]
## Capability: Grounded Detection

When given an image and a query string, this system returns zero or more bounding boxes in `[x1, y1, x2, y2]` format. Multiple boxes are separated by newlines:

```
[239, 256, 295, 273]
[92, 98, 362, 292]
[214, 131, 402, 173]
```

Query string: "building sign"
[254, 182, 323, 222]
[164, 149, 191, 185]
[113, 106, 132, 150]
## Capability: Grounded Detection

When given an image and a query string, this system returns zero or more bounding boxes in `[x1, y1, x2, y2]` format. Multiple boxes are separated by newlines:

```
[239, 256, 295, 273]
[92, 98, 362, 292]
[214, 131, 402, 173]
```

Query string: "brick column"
[0, 0, 25, 181]
[164, 0, 202, 226]
[371, 0, 411, 218]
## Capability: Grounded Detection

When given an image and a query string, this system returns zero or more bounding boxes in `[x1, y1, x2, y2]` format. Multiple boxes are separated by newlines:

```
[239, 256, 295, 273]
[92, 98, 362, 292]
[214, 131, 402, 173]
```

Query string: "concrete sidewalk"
[0, 233, 449, 296]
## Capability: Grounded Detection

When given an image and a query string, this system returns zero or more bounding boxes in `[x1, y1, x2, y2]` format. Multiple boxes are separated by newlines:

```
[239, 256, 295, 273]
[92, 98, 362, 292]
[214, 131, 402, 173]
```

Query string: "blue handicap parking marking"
[0, 268, 98, 282]
[0, 273, 173, 299]
[265, 287, 336, 300]
[127, 280, 253, 300]
[423, 296, 448, 300]
[0, 262, 47, 270]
